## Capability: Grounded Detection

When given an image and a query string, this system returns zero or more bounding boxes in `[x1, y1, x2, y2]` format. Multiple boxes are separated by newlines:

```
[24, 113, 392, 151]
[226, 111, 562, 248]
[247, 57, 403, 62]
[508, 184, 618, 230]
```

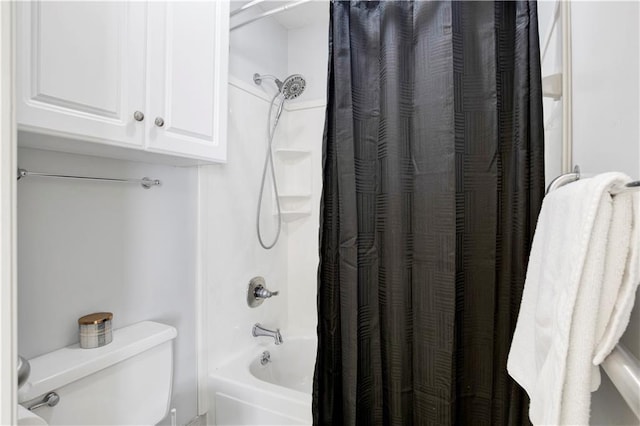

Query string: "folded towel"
[507, 172, 639, 425]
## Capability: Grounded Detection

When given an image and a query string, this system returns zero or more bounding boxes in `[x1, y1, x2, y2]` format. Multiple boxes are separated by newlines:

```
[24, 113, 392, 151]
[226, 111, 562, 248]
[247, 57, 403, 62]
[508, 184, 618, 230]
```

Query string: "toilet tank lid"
[18, 321, 177, 403]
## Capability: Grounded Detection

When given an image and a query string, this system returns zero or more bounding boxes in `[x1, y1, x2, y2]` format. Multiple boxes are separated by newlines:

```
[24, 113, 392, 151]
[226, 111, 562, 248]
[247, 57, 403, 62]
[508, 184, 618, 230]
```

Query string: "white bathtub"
[209, 336, 317, 425]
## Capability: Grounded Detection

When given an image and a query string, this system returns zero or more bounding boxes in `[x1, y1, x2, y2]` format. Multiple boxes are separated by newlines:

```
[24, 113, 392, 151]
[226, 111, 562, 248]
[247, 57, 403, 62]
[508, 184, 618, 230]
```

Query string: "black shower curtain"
[313, 1, 544, 425]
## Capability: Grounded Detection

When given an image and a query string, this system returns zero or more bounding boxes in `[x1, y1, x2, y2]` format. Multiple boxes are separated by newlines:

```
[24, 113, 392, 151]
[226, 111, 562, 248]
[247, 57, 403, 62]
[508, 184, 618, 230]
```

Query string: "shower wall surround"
[200, 81, 290, 369]
[200, 8, 290, 377]
[285, 21, 329, 332]
[200, 2, 328, 380]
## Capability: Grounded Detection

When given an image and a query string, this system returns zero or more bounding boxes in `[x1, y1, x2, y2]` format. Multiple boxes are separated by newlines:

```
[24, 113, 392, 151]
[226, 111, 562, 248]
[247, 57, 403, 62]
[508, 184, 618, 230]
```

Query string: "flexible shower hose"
[256, 93, 286, 249]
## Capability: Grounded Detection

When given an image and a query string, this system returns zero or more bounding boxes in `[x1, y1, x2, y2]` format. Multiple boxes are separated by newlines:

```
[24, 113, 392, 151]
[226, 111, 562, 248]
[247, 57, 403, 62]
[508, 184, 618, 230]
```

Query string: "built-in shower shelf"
[274, 148, 313, 222]
[280, 210, 312, 222]
[278, 193, 312, 200]
[277, 194, 312, 222]
[542, 73, 562, 100]
[275, 149, 311, 161]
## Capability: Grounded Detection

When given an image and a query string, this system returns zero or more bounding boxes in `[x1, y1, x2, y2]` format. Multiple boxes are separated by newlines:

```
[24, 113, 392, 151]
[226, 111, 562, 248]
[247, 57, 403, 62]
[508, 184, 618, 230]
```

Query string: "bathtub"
[209, 336, 317, 425]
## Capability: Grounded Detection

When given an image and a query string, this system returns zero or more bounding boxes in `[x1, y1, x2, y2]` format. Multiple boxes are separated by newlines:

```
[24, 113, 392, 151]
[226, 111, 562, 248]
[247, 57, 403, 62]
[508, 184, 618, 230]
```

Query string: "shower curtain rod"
[230, 0, 266, 17]
[16, 168, 161, 189]
[230, 0, 311, 31]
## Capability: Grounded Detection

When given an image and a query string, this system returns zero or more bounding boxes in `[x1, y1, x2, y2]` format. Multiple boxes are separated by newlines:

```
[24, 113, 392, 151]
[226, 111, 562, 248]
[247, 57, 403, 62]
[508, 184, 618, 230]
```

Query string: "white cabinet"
[17, 1, 229, 164]
[17, 2, 147, 149]
[145, 2, 228, 161]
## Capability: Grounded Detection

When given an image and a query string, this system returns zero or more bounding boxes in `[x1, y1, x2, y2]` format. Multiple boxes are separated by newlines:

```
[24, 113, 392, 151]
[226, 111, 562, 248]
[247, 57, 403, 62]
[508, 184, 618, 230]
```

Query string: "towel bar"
[546, 165, 640, 196]
[16, 168, 161, 189]
[601, 344, 640, 419]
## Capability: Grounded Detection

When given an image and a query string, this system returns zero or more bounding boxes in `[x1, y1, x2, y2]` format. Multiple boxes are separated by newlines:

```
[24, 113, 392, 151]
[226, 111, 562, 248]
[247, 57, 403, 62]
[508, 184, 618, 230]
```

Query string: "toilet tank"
[18, 321, 177, 425]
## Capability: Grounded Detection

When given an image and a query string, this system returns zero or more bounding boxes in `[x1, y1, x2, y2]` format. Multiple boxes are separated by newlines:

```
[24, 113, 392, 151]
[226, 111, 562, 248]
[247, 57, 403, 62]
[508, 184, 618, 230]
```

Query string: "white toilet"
[17, 321, 177, 425]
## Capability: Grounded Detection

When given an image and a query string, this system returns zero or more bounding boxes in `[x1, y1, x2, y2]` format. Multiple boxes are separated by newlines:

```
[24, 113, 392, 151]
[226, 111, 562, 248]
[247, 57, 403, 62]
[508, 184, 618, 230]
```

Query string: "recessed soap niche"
[274, 148, 312, 221]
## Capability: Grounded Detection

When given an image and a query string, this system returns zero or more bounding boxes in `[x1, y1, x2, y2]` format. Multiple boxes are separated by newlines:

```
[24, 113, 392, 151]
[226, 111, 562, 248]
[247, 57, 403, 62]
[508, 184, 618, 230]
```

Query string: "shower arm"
[253, 73, 282, 89]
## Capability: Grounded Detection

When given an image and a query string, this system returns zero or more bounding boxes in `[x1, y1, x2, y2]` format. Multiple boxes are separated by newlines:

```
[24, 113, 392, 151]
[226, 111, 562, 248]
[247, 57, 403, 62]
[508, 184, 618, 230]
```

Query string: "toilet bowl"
[17, 321, 177, 425]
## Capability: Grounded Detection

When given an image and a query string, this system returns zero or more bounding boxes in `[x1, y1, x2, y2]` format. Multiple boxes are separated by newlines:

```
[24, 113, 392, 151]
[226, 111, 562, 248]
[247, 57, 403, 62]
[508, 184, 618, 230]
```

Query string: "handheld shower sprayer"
[253, 72, 307, 249]
[253, 73, 307, 100]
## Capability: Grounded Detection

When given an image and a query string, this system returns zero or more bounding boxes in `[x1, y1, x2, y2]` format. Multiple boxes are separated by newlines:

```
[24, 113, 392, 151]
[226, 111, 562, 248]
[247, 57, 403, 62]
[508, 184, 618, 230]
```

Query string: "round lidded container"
[78, 312, 113, 349]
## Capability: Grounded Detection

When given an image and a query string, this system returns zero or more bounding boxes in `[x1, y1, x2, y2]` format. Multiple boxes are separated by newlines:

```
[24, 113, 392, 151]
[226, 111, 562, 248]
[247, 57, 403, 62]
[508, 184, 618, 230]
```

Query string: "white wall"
[571, 2, 640, 178]
[16, 147, 198, 426]
[543, 2, 640, 424]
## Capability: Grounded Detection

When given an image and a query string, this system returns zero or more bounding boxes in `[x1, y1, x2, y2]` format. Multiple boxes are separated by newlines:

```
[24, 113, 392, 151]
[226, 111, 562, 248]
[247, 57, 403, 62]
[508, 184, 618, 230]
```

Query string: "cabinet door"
[146, 1, 229, 162]
[17, 1, 147, 148]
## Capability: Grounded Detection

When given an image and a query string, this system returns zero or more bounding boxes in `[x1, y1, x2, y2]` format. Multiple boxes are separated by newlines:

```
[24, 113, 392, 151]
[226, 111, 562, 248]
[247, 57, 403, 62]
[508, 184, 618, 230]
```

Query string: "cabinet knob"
[133, 111, 144, 121]
[154, 117, 165, 127]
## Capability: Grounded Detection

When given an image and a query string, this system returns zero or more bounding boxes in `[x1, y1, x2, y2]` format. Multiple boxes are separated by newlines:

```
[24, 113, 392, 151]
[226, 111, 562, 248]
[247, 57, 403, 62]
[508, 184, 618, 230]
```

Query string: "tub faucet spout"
[252, 323, 283, 345]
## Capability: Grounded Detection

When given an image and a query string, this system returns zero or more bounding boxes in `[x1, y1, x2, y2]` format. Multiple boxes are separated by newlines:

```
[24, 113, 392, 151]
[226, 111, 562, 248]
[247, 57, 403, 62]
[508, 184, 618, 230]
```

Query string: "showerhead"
[278, 74, 306, 100]
[253, 73, 307, 100]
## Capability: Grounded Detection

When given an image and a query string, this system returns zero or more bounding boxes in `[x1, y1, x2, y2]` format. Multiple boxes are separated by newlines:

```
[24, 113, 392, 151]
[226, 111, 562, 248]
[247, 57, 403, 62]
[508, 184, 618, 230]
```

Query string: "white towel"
[507, 172, 639, 425]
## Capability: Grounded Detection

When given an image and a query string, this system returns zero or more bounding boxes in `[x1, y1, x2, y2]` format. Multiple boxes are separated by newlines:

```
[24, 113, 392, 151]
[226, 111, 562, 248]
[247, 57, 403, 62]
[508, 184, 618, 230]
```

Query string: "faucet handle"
[247, 276, 279, 307]
[255, 286, 278, 298]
